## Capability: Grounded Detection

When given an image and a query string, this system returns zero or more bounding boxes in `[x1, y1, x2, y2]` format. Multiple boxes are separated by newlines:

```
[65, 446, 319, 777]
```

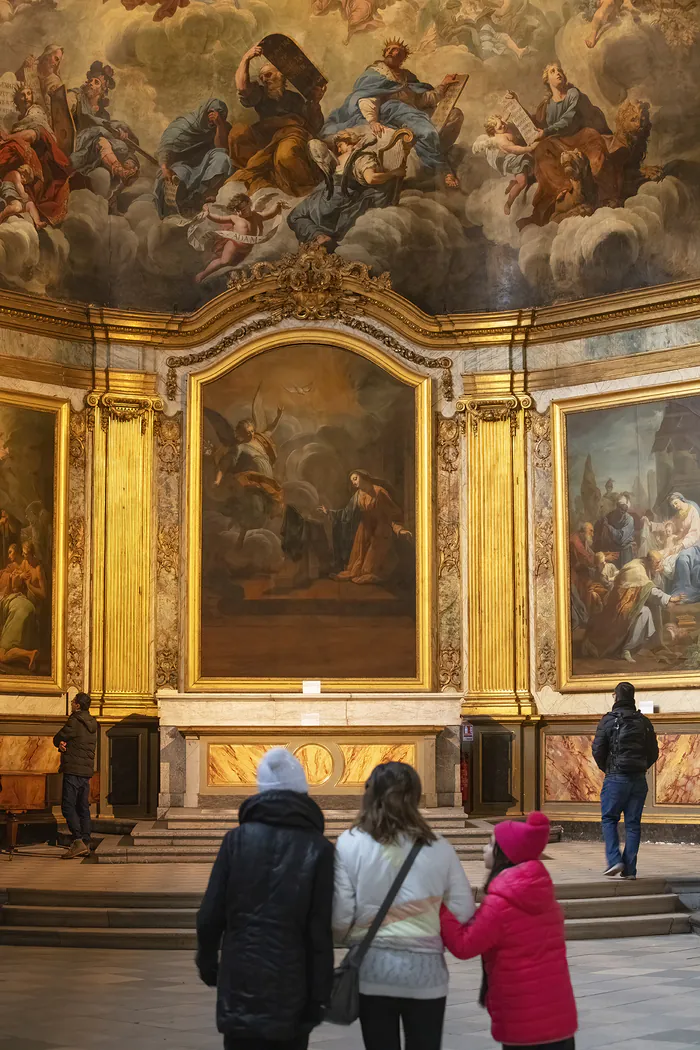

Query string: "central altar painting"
[187, 335, 432, 691]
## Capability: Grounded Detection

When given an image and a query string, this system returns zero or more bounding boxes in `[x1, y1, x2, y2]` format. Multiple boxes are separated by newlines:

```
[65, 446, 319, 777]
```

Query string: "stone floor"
[4, 839, 700, 890]
[1, 936, 699, 1050]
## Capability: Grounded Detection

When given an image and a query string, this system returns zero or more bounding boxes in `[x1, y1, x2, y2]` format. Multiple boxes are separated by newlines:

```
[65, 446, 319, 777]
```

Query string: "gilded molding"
[458, 393, 534, 435]
[227, 242, 391, 320]
[87, 391, 164, 433]
[2, 260, 700, 349]
[166, 316, 454, 402]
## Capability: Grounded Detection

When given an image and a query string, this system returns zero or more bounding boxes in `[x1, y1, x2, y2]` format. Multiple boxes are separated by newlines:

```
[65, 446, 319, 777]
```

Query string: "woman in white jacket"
[333, 761, 474, 1050]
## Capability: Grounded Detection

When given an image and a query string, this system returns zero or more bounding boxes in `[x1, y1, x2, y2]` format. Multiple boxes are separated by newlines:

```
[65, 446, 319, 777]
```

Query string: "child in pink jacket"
[441, 811, 577, 1050]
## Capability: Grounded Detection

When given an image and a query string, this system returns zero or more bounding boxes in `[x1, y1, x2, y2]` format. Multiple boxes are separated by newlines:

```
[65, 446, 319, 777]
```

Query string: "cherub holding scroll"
[473, 115, 535, 214]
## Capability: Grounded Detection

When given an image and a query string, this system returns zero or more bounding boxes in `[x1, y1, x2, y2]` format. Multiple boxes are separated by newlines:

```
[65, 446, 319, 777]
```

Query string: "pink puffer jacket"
[440, 860, 577, 1047]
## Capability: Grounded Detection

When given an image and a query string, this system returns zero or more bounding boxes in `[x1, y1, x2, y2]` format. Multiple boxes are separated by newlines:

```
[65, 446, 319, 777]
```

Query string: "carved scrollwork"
[155, 413, 182, 475]
[68, 517, 85, 569]
[536, 638, 557, 690]
[529, 408, 551, 467]
[437, 517, 460, 579]
[165, 317, 278, 401]
[156, 646, 179, 691]
[227, 242, 391, 321]
[66, 641, 83, 690]
[86, 392, 165, 433]
[439, 646, 462, 691]
[339, 316, 454, 401]
[69, 407, 87, 464]
[534, 519, 554, 578]
[457, 393, 533, 436]
[437, 415, 464, 472]
[157, 523, 179, 576]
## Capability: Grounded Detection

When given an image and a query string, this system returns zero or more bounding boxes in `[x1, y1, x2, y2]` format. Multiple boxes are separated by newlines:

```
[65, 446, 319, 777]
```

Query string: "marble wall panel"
[0, 735, 60, 773]
[338, 743, 416, 785]
[207, 743, 273, 786]
[655, 733, 700, 805]
[0, 773, 46, 809]
[544, 734, 603, 803]
[294, 743, 334, 785]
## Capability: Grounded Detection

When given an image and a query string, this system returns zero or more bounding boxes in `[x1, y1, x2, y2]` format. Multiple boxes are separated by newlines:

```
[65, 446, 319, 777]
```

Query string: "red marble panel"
[544, 734, 604, 803]
[655, 733, 700, 805]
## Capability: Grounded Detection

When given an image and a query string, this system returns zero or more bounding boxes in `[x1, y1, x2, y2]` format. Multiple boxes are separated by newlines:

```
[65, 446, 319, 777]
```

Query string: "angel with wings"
[287, 126, 413, 250]
[473, 114, 535, 214]
[203, 392, 285, 547]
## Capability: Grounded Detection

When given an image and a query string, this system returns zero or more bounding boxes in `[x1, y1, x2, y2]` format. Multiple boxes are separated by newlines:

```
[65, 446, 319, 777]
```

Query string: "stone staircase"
[0, 877, 692, 948]
[94, 808, 514, 864]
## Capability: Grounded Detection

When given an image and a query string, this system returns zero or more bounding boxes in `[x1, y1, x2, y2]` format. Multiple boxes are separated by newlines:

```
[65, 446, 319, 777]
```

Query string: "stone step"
[552, 878, 668, 900]
[0, 911, 690, 949]
[564, 912, 691, 939]
[1, 905, 198, 929]
[131, 829, 493, 847]
[4, 888, 203, 909]
[95, 844, 490, 863]
[0, 926, 197, 949]
[559, 894, 682, 919]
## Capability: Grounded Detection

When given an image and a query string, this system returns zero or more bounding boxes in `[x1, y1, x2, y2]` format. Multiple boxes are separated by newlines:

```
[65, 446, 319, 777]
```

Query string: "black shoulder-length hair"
[354, 761, 437, 846]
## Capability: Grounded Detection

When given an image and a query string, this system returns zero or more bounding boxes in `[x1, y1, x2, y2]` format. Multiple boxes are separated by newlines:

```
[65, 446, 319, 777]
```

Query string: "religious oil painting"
[187, 335, 432, 691]
[0, 390, 67, 693]
[553, 382, 700, 692]
[0, 0, 698, 317]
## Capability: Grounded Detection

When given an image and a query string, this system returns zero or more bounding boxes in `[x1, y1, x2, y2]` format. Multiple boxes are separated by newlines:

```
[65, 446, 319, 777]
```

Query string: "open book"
[500, 93, 540, 145]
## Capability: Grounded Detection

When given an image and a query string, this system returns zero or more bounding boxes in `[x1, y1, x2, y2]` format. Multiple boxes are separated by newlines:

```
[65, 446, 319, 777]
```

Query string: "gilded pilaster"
[88, 390, 163, 714]
[459, 374, 534, 716]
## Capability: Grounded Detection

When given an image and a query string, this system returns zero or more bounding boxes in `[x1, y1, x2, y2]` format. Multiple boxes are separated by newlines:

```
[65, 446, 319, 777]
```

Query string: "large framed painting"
[0, 390, 68, 694]
[553, 381, 700, 692]
[186, 332, 433, 691]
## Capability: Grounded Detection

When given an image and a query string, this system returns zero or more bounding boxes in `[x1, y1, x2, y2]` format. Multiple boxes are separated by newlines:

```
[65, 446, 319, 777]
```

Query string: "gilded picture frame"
[0, 389, 68, 695]
[186, 329, 434, 693]
[553, 379, 700, 692]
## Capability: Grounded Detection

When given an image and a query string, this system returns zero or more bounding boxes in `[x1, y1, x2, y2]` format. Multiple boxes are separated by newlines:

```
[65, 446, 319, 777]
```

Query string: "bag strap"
[354, 840, 423, 965]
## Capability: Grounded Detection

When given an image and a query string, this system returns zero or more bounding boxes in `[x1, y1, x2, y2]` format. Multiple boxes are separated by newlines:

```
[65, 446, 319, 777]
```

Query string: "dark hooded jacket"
[196, 789, 334, 1040]
[592, 701, 658, 775]
[53, 710, 97, 777]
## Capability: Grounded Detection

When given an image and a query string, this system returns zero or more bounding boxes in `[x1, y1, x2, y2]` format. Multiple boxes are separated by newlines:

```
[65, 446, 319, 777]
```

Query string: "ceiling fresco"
[0, 0, 697, 316]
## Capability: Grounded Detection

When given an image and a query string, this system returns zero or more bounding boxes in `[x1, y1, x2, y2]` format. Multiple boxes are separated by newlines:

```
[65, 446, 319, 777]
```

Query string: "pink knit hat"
[494, 811, 550, 864]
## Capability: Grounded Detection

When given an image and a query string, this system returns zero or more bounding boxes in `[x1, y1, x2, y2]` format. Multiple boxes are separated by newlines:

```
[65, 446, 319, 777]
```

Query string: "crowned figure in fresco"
[320, 38, 464, 189]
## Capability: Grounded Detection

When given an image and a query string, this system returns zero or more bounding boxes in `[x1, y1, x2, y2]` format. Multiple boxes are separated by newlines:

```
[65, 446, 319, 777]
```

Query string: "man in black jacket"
[592, 681, 659, 879]
[53, 692, 97, 860]
[196, 748, 334, 1050]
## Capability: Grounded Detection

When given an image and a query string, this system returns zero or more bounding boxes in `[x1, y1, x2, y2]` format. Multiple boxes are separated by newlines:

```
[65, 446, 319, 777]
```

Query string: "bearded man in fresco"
[228, 44, 326, 198]
[321, 39, 464, 189]
[0, 84, 71, 227]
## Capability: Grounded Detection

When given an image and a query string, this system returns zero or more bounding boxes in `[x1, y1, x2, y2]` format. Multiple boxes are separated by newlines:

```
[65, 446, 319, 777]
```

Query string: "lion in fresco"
[553, 148, 597, 220]
[608, 98, 665, 201]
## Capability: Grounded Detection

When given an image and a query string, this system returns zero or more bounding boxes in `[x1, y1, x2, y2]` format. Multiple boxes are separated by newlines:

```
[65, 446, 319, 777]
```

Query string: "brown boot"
[61, 840, 89, 860]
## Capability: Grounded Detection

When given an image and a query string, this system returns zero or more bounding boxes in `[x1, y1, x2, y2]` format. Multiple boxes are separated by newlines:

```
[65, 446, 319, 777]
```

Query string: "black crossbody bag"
[325, 840, 423, 1026]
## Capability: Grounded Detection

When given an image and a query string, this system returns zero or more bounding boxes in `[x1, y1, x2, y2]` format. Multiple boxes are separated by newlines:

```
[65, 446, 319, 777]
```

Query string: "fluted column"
[458, 373, 534, 716]
[88, 389, 163, 715]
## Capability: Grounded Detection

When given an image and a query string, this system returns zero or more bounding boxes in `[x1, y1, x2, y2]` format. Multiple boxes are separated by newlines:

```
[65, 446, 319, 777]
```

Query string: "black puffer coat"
[53, 711, 97, 777]
[196, 790, 334, 1040]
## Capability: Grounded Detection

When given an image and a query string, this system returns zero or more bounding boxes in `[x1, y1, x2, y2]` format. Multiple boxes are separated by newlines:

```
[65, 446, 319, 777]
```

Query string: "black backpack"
[611, 710, 649, 774]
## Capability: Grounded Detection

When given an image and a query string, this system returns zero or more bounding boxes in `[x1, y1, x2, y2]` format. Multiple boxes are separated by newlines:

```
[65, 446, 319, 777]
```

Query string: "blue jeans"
[601, 773, 648, 876]
[61, 774, 92, 843]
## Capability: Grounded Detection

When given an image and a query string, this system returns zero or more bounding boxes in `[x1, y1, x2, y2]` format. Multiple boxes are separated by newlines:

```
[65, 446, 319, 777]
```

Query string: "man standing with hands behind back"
[592, 681, 659, 880]
[53, 692, 97, 860]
